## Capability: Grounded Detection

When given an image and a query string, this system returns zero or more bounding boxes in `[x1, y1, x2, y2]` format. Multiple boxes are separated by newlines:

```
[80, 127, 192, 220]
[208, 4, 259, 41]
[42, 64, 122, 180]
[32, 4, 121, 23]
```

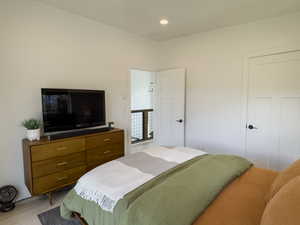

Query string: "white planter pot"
[26, 129, 40, 141]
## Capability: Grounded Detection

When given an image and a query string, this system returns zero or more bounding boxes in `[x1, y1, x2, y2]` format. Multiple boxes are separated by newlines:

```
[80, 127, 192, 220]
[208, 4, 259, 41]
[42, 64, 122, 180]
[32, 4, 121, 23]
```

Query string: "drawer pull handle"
[104, 150, 111, 154]
[57, 162, 68, 166]
[104, 138, 111, 142]
[57, 176, 68, 181]
[57, 146, 67, 151]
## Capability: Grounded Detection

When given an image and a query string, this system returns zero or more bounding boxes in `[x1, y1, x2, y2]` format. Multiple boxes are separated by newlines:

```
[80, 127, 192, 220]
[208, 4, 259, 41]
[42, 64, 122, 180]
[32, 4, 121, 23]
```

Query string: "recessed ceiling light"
[160, 19, 169, 25]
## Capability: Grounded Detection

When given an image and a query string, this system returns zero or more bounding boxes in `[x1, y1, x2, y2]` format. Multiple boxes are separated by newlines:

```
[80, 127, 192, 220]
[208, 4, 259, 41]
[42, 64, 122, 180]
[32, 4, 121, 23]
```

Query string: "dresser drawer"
[86, 132, 123, 149]
[87, 153, 124, 171]
[33, 165, 86, 194]
[31, 139, 85, 162]
[32, 152, 86, 178]
[87, 144, 123, 163]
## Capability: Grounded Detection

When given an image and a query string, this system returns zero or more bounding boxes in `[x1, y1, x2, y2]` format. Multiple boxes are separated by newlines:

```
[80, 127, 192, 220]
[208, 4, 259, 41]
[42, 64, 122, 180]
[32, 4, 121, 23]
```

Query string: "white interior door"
[246, 50, 300, 170]
[155, 68, 186, 147]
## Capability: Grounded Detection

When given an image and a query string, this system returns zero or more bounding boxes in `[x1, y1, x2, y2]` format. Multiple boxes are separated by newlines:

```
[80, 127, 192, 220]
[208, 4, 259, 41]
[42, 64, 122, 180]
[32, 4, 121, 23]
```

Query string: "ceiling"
[37, 0, 300, 41]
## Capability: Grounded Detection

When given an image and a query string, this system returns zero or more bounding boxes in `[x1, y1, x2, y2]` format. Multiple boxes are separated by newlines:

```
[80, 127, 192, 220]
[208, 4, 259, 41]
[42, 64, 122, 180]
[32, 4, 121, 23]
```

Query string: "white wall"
[0, 0, 158, 200]
[2, 0, 300, 201]
[130, 70, 155, 110]
[158, 12, 300, 156]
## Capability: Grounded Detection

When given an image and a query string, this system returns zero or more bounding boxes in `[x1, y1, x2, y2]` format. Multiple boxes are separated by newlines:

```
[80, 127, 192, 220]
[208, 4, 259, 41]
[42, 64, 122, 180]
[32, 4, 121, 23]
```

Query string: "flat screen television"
[42, 88, 106, 133]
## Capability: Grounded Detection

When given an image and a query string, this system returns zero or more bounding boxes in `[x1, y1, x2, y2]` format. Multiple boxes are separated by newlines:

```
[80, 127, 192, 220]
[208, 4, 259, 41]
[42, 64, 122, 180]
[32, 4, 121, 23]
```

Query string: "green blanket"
[61, 154, 251, 225]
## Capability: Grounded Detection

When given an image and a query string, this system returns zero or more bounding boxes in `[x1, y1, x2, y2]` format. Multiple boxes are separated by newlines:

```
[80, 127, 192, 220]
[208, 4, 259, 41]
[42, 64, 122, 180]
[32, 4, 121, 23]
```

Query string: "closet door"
[246, 50, 300, 170]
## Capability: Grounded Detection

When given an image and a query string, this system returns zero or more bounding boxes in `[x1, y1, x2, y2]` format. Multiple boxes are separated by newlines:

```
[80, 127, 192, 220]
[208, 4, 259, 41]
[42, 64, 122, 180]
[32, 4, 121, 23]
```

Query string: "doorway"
[130, 69, 155, 144]
[130, 68, 186, 148]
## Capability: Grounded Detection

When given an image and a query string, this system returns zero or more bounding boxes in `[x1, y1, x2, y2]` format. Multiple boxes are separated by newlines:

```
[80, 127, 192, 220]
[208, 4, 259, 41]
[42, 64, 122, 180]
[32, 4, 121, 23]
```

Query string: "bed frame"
[73, 212, 88, 225]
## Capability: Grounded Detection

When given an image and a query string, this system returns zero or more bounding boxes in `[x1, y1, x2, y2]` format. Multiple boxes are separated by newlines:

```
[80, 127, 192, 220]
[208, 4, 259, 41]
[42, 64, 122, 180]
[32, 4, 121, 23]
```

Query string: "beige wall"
[158, 12, 300, 157]
[0, 0, 158, 199]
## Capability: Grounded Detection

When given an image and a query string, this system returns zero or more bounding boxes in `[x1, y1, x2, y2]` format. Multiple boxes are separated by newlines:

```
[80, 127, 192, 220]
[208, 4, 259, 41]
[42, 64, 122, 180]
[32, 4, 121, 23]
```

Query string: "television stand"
[47, 127, 111, 140]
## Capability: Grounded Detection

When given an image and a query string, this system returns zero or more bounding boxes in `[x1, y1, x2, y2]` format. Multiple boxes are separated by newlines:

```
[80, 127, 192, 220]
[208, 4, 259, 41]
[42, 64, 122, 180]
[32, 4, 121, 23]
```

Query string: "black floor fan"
[0, 185, 18, 212]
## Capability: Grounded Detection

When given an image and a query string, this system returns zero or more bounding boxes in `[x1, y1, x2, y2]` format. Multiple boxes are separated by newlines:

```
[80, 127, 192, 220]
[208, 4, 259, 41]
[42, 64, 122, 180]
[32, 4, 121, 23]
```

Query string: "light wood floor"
[0, 191, 67, 225]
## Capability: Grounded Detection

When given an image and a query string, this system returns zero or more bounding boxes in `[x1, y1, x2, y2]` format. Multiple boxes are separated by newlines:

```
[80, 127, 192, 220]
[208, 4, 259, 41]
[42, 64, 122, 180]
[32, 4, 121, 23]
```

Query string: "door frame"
[129, 67, 187, 149]
[242, 44, 300, 157]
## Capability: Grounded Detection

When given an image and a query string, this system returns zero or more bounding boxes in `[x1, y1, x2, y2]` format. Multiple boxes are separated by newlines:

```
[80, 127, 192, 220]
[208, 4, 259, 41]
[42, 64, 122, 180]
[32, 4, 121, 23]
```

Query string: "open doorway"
[130, 69, 155, 144]
[130, 68, 186, 149]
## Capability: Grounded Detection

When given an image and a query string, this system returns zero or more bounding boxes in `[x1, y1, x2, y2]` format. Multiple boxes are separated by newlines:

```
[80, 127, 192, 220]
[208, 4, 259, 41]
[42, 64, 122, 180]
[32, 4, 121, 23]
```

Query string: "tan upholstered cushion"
[261, 176, 300, 225]
[267, 159, 300, 201]
[193, 167, 278, 225]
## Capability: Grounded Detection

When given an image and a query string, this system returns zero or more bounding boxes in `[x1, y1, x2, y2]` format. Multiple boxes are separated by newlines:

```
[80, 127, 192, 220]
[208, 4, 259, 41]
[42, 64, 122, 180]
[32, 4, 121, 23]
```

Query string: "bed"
[60, 146, 300, 225]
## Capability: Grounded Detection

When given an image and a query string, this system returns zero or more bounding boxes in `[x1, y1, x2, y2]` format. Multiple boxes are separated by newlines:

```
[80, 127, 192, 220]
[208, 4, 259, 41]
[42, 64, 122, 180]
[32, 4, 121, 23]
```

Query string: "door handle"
[247, 124, 258, 130]
[176, 119, 183, 123]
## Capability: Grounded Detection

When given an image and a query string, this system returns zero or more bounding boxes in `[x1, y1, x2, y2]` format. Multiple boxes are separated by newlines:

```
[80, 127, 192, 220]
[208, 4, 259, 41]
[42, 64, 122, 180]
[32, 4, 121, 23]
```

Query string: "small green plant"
[22, 119, 41, 130]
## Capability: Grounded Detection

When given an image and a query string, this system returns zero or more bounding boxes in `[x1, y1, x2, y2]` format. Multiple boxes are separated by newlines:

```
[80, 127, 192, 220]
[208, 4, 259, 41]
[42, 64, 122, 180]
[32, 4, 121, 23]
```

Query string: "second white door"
[246, 50, 300, 170]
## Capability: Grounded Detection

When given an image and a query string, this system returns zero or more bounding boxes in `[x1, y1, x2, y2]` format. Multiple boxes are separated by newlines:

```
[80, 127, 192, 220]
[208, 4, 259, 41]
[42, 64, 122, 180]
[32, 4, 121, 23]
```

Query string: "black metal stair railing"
[131, 109, 153, 144]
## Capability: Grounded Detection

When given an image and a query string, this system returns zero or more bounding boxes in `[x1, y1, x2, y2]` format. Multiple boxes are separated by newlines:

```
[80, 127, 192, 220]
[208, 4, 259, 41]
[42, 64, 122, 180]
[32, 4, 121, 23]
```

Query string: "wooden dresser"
[22, 128, 124, 203]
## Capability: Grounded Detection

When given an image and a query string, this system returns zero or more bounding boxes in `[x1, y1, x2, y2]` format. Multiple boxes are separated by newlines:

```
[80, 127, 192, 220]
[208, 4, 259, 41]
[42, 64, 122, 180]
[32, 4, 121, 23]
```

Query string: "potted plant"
[22, 119, 42, 141]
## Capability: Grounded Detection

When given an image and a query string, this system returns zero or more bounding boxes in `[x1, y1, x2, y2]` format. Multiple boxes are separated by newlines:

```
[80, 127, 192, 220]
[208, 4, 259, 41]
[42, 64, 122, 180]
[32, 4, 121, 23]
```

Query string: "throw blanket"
[74, 146, 206, 212]
[61, 151, 252, 225]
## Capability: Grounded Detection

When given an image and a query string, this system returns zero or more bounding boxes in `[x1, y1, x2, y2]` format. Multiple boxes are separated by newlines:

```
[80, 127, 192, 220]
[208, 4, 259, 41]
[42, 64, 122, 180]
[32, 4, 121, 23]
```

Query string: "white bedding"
[74, 146, 206, 212]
